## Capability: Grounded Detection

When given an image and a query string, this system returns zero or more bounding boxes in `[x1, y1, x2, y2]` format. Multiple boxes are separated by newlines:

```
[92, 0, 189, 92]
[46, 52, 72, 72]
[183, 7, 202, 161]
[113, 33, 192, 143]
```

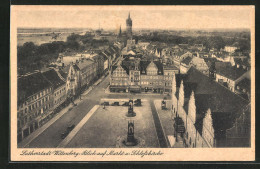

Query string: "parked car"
[67, 124, 75, 131]
[61, 124, 75, 139]
[122, 102, 129, 106]
[161, 100, 167, 110]
[101, 102, 109, 106]
[134, 99, 142, 106]
[111, 102, 120, 106]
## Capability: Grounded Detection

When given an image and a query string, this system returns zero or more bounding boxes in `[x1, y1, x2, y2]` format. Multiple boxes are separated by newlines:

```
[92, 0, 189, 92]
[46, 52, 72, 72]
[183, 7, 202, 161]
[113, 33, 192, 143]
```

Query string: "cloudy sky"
[13, 5, 254, 30]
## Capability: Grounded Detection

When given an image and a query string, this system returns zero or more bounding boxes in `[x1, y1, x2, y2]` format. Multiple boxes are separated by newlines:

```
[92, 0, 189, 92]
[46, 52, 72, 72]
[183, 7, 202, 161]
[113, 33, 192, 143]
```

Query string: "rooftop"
[42, 69, 65, 90]
[178, 67, 249, 139]
[216, 64, 248, 80]
[18, 72, 52, 105]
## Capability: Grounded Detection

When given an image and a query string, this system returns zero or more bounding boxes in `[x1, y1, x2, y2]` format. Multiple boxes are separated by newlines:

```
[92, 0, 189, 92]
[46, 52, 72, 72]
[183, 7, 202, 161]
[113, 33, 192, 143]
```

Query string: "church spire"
[128, 12, 131, 19]
[118, 25, 122, 36]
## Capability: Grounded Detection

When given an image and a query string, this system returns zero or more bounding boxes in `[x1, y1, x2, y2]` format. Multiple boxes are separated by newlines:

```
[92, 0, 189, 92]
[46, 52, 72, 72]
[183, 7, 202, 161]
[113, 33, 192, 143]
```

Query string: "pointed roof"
[126, 12, 132, 22]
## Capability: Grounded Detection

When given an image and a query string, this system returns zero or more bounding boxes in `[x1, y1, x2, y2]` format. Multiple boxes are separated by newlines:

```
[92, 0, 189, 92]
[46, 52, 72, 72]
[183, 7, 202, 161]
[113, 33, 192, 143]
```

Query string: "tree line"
[18, 33, 110, 75]
[136, 33, 250, 51]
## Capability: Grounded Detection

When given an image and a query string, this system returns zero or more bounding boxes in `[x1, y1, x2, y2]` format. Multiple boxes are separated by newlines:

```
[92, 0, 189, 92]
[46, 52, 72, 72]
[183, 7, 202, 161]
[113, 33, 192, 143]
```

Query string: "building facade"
[163, 65, 179, 93]
[109, 60, 165, 93]
[42, 69, 67, 110]
[17, 72, 54, 142]
[140, 61, 164, 93]
[110, 65, 129, 92]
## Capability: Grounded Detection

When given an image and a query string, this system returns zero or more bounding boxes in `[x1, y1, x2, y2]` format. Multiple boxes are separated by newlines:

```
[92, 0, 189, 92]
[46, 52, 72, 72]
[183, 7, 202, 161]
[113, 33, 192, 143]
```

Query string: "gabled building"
[180, 56, 192, 74]
[65, 63, 80, 97]
[109, 64, 129, 92]
[109, 59, 165, 93]
[215, 64, 249, 92]
[171, 67, 250, 147]
[140, 61, 164, 93]
[190, 57, 209, 75]
[230, 57, 250, 70]
[65, 59, 97, 97]
[173, 51, 193, 69]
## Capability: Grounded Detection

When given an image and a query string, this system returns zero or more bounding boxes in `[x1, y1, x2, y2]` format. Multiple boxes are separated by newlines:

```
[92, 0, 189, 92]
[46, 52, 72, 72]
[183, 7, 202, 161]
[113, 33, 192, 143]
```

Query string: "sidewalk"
[19, 85, 96, 148]
[57, 105, 99, 148]
[19, 74, 106, 148]
[149, 100, 168, 148]
[19, 97, 83, 148]
[153, 100, 171, 148]
[154, 100, 185, 148]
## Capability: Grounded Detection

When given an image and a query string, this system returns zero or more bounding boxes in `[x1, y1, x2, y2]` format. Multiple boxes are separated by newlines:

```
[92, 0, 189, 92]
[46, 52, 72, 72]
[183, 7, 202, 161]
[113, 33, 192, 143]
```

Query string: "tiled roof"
[154, 61, 164, 75]
[42, 69, 65, 90]
[140, 61, 150, 74]
[236, 78, 251, 92]
[139, 61, 164, 75]
[184, 67, 249, 139]
[181, 56, 192, 65]
[111, 65, 118, 73]
[216, 64, 248, 80]
[99, 52, 108, 60]
[234, 58, 250, 67]
[59, 65, 70, 79]
[59, 69, 68, 79]
[18, 72, 52, 105]
[163, 65, 179, 70]
[121, 60, 136, 74]
[75, 59, 94, 70]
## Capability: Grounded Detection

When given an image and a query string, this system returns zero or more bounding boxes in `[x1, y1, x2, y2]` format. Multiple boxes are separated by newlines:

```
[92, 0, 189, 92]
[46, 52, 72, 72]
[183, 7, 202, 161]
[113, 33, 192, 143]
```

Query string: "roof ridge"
[188, 67, 249, 102]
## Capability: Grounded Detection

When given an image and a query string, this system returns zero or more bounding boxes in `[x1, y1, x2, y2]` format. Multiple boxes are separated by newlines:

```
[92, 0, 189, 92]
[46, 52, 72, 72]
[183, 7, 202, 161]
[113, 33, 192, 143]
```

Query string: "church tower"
[118, 25, 122, 37]
[126, 12, 132, 39]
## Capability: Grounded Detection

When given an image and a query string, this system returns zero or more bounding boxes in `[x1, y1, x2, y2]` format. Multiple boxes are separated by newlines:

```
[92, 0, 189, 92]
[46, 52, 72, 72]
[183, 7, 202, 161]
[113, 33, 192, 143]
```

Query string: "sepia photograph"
[10, 5, 255, 161]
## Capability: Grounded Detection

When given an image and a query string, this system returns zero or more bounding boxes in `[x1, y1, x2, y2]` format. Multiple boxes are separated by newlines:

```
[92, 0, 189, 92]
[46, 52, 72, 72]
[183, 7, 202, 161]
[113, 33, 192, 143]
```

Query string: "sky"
[13, 5, 254, 30]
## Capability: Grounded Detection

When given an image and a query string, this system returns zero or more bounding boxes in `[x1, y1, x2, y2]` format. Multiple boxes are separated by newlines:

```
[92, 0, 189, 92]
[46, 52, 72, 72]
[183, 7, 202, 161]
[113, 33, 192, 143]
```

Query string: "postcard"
[10, 5, 255, 161]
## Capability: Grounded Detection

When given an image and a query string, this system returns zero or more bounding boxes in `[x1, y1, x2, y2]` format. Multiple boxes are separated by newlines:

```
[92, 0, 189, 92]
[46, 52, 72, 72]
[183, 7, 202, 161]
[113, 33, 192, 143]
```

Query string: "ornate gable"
[178, 80, 184, 107]
[188, 91, 196, 123]
[147, 62, 158, 75]
[202, 108, 215, 147]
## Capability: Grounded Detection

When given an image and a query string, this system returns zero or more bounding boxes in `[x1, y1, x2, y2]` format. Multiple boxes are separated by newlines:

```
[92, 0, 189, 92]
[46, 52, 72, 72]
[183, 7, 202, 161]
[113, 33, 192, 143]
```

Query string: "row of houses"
[17, 69, 67, 143]
[179, 55, 250, 99]
[171, 67, 250, 147]
[17, 45, 121, 143]
[117, 40, 251, 100]
[109, 58, 179, 93]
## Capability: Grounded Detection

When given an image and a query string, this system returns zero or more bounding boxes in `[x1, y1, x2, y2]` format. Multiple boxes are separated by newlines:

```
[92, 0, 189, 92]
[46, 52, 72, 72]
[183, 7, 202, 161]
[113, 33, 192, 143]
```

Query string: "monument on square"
[124, 120, 137, 146]
[126, 99, 136, 117]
